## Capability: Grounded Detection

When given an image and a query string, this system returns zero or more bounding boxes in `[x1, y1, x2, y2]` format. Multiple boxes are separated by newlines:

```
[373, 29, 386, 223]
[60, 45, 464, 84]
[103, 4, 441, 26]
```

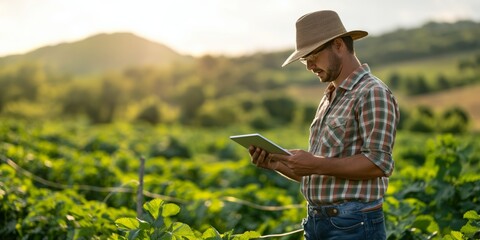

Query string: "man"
[249, 10, 399, 239]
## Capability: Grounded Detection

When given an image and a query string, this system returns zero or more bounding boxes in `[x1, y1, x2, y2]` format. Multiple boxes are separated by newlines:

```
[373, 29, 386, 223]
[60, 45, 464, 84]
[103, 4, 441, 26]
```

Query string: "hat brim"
[281, 30, 368, 67]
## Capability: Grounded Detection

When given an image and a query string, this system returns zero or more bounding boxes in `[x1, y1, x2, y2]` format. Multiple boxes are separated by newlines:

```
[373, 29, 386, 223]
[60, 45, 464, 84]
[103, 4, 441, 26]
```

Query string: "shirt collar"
[338, 63, 370, 91]
[323, 64, 371, 95]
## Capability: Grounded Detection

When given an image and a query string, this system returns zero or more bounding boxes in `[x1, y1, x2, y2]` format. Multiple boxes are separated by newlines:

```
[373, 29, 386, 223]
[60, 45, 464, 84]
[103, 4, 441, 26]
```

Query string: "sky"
[1, 0, 480, 57]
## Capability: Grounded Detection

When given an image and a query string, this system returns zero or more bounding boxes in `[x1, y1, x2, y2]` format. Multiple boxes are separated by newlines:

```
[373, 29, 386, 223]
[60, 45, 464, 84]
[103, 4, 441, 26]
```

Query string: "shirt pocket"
[321, 117, 347, 150]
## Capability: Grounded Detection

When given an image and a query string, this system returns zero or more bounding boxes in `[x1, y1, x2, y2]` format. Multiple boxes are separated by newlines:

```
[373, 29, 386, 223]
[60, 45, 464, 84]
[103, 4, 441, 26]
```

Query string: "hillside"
[402, 84, 480, 131]
[356, 20, 480, 67]
[0, 20, 479, 77]
[0, 20, 479, 130]
[0, 32, 192, 75]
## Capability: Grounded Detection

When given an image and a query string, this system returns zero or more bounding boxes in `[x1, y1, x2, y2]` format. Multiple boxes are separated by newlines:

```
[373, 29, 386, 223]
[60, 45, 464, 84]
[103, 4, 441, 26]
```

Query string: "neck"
[333, 54, 361, 88]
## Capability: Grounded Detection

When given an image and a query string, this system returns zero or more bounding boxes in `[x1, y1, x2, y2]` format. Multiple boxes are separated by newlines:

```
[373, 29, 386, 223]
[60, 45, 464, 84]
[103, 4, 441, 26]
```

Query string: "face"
[300, 40, 342, 83]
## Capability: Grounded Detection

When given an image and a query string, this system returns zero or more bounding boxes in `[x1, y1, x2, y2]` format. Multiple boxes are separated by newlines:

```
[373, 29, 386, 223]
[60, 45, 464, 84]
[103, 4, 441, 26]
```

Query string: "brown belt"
[360, 203, 383, 212]
[308, 201, 383, 217]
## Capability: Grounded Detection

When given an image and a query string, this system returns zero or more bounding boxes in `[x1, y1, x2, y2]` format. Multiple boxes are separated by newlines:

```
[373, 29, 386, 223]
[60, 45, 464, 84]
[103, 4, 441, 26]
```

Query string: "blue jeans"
[302, 199, 386, 240]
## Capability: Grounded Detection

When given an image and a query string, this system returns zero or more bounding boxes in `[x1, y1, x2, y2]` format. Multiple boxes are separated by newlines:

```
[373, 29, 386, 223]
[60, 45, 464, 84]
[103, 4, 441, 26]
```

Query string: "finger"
[248, 145, 255, 155]
[258, 149, 268, 164]
[265, 152, 272, 163]
[272, 153, 290, 163]
[255, 148, 269, 167]
[251, 147, 261, 164]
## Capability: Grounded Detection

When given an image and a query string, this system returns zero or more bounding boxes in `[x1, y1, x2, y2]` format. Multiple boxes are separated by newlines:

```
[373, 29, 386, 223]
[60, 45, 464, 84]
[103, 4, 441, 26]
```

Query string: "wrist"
[272, 161, 280, 171]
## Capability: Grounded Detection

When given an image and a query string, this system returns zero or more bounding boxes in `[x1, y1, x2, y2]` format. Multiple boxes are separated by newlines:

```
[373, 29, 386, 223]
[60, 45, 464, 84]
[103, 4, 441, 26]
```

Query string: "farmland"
[1, 119, 479, 239]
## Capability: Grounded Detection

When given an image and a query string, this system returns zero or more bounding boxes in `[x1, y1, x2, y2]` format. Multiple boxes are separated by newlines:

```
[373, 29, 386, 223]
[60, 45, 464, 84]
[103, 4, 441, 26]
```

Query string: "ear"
[332, 38, 346, 53]
[331, 38, 348, 55]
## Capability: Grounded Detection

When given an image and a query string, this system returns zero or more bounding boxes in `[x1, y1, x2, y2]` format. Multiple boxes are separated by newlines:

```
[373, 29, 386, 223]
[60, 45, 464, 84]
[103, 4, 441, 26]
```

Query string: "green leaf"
[169, 222, 196, 239]
[138, 218, 151, 230]
[109, 233, 123, 240]
[116, 217, 140, 230]
[162, 203, 180, 217]
[464, 210, 480, 220]
[411, 215, 439, 234]
[141, 211, 155, 225]
[202, 227, 222, 240]
[144, 198, 164, 219]
[151, 229, 167, 239]
[159, 232, 173, 240]
[461, 223, 479, 237]
[233, 231, 261, 240]
[152, 215, 165, 229]
[447, 231, 464, 240]
[128, 229, 142, 240]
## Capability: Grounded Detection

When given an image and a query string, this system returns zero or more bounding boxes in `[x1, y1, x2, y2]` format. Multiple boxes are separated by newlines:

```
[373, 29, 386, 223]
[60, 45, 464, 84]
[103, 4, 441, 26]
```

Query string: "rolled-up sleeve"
[358, 86, 399, 176]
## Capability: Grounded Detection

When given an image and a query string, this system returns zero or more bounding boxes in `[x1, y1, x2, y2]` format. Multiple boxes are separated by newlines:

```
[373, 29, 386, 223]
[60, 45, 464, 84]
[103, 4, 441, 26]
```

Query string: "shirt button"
[313, 210, 318, 215]
[333, 209, 338, 214]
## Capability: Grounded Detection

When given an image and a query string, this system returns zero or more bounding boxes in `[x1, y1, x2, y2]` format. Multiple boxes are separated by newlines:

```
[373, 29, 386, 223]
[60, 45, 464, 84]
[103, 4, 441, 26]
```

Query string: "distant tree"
[61, 82, 97, 116]
[458, 59, 472, 71]
[195, 99, 242, 127]
[249, 110, 272, 130]
[136, 104, 161, 125]
[14, 63, 46, 101]
[149, 136, 191, 159]
[396, 107, 410, 130]
[178, 84, 206, 125]
[417, 105, 435, 118]
[458, 54, 480, 72]
[96, 75, 129, 123]
[435, 74, 451, 91]
[388, 72, 402, 90]
[0, 62, 47, 112]
[475, 54, 480, 66]
[0, 75, 9, 112]
[440, 106, 470, 133]
[61, 74, 129, 123]
[302, 104, 318, 124]
[241, 99, 255, 112]
[404, 105, 435, 132]
[262, 96, 296, 124]
[406, 75, 430, 95]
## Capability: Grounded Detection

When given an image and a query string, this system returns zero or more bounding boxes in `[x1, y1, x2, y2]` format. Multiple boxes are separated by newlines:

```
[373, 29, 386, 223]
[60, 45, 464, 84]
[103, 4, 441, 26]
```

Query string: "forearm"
[315, 154, 385, 180]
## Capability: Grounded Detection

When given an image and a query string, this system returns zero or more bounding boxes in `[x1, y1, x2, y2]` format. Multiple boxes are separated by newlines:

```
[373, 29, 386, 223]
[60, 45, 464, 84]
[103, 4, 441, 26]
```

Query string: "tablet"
[229, 133, 292, 155]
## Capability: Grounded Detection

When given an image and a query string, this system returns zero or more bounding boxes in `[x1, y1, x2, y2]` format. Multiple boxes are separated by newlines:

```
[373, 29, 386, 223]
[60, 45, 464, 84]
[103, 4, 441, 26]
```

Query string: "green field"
[1, 119, 479, 239]
[373, 50, 480, 83]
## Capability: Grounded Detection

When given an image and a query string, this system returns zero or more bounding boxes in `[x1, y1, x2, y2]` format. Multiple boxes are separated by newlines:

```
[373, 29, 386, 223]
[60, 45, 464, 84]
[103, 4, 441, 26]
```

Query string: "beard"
[317, 51, 342, 83]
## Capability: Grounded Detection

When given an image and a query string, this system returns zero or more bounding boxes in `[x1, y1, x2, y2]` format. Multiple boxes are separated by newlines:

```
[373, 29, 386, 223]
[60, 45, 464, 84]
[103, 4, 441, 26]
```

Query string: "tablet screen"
[230, 133, 292, 155]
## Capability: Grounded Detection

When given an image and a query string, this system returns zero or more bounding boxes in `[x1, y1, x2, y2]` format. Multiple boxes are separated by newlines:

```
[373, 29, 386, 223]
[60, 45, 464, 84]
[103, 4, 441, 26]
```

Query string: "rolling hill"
[0, 20, 479, 130]
[0, 20, 479, 76]
[356, 20, 480, 66]
[0, 32, 192, 75]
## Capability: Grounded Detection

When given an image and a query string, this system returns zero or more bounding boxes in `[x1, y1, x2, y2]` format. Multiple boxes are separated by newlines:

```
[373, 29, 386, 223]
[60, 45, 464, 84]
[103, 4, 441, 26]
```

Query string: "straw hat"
[282, 10, 368, 67]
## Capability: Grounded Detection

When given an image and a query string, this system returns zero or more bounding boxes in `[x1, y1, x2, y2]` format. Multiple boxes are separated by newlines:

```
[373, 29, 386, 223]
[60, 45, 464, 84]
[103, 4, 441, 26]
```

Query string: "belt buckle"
[325, 207, 339, 217]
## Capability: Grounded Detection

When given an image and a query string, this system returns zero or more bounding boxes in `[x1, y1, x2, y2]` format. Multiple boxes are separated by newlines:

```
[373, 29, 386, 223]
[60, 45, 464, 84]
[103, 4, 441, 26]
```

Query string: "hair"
[341, 36, 354, 53]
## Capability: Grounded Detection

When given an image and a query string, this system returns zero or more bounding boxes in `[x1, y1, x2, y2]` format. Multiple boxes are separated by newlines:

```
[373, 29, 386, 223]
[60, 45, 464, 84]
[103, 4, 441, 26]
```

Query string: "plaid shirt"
[303, 64, 399, 205]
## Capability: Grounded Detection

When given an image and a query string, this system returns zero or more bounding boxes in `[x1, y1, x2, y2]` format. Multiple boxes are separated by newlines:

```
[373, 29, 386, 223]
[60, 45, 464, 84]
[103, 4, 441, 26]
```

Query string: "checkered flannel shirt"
[303, 64, 400, 205]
